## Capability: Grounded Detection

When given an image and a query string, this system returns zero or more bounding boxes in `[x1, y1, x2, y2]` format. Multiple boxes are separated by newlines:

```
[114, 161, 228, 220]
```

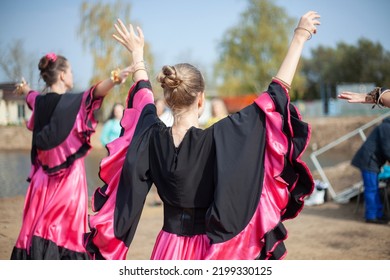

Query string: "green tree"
[214, 0, 305, 98]
[78, 0, 155, 118]
[302, 38, 390, 100]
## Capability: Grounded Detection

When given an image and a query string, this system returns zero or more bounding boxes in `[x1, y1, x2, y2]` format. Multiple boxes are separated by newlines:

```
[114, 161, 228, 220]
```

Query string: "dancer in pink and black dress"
[11, 53, 131, 259]
[85, 11, 320, 260]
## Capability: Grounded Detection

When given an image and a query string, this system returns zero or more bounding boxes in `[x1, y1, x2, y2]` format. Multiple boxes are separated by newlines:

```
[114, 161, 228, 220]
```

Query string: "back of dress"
[149, 126, 215, 208]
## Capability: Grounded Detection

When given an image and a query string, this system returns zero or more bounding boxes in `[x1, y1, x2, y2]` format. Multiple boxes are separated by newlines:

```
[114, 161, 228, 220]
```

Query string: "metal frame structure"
[309, 111, 390, 203]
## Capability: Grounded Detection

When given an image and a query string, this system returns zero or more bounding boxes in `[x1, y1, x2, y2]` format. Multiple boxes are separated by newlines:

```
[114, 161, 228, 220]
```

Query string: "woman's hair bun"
[38, 57, 50, 71]
[159, 65, 182, 89]
[156, 63, 205, 112]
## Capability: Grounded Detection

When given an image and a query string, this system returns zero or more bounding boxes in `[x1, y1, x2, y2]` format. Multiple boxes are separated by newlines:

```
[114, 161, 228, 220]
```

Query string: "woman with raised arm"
[85, 11, 320, 260]
[11, 53, 130, 260]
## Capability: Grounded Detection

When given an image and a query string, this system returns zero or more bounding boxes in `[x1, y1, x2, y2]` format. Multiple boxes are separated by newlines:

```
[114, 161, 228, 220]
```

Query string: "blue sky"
[1, 0, 389, 89]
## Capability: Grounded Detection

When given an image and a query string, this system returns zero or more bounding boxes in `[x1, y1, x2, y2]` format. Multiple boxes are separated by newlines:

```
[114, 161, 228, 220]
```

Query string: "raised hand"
[274, 11, 321, 88]
[113, 19, 148, 83]
[295, 11, 321, 40]
[113, 19, 144, 61]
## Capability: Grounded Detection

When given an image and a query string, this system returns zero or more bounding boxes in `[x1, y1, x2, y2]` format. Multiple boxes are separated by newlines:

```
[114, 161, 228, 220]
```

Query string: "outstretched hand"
[337, 91, 367, 103]
[113, 19, 148, 83]
[113, 19, 144, 57]
[110, 66, 133, 85]
[119, 66, 132, 82]
[13, 77, 30, 95]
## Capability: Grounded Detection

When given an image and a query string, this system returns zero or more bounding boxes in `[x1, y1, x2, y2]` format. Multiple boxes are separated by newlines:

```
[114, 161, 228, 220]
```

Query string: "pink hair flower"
[46, 52, 57, 62]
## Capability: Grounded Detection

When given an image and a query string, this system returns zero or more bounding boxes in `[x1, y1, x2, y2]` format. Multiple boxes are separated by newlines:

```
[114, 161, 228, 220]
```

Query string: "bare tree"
[0, 40, 40, 87]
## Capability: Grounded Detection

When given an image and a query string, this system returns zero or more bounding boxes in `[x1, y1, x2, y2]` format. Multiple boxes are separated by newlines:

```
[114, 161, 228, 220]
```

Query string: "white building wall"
[0, 99, 7, 125]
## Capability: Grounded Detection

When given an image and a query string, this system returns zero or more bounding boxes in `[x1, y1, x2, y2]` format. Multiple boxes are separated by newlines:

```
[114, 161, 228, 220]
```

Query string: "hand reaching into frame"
[338, 88, 390, 108]
[337, 91, 367, 103]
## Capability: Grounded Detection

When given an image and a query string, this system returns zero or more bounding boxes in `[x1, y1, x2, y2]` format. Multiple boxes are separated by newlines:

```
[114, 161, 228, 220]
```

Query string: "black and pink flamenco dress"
[11, 87, 103, 260]
[84, 79, 314, 260]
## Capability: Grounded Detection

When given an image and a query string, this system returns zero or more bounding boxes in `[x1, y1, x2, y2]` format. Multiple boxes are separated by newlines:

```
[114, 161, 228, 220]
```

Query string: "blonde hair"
[156, 63, 205, 112]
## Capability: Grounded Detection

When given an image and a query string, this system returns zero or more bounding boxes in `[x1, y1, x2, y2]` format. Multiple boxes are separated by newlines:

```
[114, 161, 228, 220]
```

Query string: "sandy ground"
[1, 115, 390, 260]
[1, 193, 390, 260]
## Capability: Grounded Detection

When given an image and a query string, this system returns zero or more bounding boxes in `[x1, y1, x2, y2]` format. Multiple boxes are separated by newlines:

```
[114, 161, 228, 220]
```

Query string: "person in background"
[85, 11, 319, 260]
[11, 53, 130, 259]
[351, 117, 390, 224]
[205, 97, 229, 128]
[155, 98, 174, 126]
[338, 87, 390, 108]
[100, 103, 125, 147]
[378, 163, 390, 181]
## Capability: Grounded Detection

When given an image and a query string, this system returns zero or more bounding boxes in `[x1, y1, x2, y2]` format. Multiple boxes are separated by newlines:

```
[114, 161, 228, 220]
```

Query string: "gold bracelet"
[133, 60, 145, 66]
[131, 60, 147, 72]
[294, 27, 312, 40]
[110, 68, 122, 85]
[132, 67, 147, 82]
[272, 76, 291, 90]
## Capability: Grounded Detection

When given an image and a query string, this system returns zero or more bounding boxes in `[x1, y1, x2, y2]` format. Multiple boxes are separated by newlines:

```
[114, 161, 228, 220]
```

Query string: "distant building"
[222, 94, 258, 113]
[0, 83, 30, 125]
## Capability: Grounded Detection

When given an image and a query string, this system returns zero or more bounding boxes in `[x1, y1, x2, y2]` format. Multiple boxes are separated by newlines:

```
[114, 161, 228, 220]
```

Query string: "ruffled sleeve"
[32, 87, 103, 175]
[78, 85, 104, 139]
[25, 91, 40, 131]
[204, 80, 314, 260]
[84, 80, 158, 260]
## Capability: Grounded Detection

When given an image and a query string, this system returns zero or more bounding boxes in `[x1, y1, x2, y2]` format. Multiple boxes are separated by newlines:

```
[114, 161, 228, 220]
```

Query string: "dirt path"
[1, 193, 389, 260]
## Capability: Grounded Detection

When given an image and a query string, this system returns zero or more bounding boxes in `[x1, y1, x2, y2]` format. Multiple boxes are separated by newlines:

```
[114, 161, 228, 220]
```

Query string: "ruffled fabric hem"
[205, 80, 313, 260]
[14, 158, 90, 259]
[85, 81, 155, 260]
[254, 81, 313, 259]
[11, 236, 90, 260]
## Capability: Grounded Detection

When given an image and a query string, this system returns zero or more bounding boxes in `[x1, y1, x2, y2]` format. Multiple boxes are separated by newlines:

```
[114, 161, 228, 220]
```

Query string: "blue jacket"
[351, 117, 390, 172]
[100, 119, 122, 147]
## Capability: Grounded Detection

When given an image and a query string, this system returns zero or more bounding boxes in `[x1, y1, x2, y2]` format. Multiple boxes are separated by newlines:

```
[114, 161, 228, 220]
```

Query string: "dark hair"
[156, 63, 205, 112]
[38, 54, 68, 87]
[107, 103, 124, 121]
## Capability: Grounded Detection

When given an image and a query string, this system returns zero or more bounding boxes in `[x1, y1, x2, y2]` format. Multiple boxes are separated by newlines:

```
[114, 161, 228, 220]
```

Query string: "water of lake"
[0, 149, 107, 198]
